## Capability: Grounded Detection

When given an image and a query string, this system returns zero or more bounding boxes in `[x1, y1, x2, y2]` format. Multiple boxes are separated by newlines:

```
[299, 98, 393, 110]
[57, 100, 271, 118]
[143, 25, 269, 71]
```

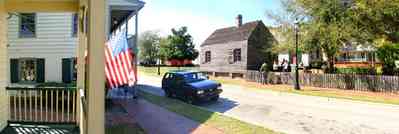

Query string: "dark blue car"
[162, 71, 222, 104]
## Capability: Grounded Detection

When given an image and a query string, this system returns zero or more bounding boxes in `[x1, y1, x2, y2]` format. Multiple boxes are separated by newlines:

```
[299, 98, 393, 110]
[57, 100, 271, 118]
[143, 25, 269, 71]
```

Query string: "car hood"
[188, 80, 219, 90]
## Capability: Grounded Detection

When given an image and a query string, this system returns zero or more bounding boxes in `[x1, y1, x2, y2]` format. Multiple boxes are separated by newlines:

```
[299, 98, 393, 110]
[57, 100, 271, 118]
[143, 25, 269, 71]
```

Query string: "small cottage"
[200, 15, 275, 78]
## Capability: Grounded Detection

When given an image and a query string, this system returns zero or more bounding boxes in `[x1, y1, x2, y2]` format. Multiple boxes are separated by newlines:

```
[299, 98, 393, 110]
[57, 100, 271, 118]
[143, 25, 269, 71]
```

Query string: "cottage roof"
[201, 21, 262, 46]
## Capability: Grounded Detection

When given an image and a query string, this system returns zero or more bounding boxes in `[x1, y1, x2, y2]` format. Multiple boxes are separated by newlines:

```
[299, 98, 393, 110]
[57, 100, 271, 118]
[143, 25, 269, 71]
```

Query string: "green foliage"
[335, 68, 373, 74]
[138, 31, 161, 65]
[159, 27, 199, 61]
[297, 0, 354, 72]
[309, 60, 327, 69]
[270, 0, 399, 73]
[350, 1, 399, 43]
[376, 43, 399, 75]
[259, 63, 269, 73]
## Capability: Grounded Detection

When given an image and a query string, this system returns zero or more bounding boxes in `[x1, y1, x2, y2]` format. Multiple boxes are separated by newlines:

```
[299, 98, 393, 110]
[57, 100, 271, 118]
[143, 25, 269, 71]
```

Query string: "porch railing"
[6, 87, 78, 124]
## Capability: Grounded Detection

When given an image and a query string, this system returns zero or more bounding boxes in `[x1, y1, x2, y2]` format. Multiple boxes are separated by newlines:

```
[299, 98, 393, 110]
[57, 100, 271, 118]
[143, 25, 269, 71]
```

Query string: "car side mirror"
[206, 75, 210, 79]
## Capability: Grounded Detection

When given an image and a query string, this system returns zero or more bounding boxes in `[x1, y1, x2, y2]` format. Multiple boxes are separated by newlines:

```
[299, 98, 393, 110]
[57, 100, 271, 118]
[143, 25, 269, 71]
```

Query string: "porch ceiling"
[5, 0, 79, 12]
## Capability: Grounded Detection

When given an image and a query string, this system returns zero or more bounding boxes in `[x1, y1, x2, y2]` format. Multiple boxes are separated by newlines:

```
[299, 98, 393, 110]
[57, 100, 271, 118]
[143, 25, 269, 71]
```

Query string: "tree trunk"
[327, 56, 335, 73]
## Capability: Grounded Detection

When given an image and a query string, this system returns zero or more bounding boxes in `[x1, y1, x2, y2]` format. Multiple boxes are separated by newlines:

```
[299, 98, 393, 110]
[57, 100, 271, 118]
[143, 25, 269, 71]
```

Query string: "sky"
[136, 0, 283, 47]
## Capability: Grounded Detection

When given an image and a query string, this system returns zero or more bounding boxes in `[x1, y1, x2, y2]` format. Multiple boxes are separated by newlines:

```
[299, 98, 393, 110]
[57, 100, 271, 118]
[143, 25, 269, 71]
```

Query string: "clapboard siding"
[200, 41, 248, 73]
[7, 13, 77, 82]
[200, 21, 274, 75]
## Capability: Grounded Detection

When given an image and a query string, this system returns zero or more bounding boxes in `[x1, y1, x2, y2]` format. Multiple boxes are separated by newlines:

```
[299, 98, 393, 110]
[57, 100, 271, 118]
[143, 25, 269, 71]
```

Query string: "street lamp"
[294, 20, 301, 90]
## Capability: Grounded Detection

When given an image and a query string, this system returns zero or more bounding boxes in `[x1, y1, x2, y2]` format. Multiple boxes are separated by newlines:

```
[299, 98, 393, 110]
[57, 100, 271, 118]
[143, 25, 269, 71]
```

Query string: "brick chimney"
[236, 14, 243, 27]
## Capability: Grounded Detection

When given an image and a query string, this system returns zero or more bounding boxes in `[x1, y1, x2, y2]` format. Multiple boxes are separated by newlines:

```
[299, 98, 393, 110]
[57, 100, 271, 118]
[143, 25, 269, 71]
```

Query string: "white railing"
[7, 87, 77, 124]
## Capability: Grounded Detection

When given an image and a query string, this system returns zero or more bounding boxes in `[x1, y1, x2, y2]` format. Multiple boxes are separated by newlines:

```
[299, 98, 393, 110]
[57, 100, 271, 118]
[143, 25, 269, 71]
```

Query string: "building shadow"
[136, 84, 239, 113]
[197, 97, 239, 113]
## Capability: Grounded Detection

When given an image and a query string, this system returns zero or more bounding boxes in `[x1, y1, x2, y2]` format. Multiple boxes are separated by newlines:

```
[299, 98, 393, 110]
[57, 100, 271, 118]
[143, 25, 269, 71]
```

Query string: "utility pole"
[157, 58, 161, 75]
[294, 20, 301, 90]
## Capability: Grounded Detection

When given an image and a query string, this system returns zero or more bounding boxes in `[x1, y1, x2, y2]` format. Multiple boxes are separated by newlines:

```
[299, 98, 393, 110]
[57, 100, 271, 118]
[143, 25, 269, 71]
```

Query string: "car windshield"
[183, 72, 208, 83]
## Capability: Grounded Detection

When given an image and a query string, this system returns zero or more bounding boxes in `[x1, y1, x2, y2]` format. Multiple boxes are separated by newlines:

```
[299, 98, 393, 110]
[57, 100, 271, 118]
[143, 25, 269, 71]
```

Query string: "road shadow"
[136, 84, 239, 114]
[197, 97, 239, 113]
[135, 84, 164, 96]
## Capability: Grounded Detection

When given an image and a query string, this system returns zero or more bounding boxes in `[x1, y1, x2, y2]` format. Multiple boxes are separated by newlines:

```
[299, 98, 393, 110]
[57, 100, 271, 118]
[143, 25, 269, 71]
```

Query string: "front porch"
[1, 124, 79, 134]
[0, 0, 143, 134]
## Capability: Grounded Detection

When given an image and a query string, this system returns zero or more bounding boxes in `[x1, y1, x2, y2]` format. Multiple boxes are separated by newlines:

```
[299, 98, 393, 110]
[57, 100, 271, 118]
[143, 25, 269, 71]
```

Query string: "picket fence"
[246, 71, 399, 93]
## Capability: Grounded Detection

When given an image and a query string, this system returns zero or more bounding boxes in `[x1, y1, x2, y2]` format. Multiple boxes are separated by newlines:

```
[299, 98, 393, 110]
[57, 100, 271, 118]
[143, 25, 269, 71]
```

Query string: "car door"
[162, 73, 171, 89]
[174, 75, 186, 98]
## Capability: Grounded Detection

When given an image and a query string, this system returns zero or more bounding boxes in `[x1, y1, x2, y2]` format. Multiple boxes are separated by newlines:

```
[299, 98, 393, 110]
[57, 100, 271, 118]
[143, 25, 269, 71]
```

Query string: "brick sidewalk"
[114, 98, 224, 134]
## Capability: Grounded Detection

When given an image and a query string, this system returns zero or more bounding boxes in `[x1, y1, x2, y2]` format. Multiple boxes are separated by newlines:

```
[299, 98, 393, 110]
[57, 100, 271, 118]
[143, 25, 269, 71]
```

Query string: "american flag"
[105, 27, 136, 89]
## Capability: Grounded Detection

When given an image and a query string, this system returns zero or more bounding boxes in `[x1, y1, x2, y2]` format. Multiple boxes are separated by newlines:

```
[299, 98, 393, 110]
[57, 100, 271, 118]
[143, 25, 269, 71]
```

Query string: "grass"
[138, 90, 280, 134]
[106, 124, 146, 134]
[139, 66, 399, 105]
[138, 66, 199, 77]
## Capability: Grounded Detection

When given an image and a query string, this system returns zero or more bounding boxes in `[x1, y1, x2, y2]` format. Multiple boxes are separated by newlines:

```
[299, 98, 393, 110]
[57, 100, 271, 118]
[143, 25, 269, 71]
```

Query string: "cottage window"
[19, 13, 36, 38]
[20, 59, 37, 82]
[72, 13, 78, 37]
[205, 51, 211, 63]
[10, 58, 45, 83]
[233, 48, 241, 62]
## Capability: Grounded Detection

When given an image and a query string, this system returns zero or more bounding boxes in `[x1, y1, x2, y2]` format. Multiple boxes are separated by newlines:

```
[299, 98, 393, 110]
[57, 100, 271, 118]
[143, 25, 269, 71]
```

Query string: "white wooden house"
[7, 0, 143, 84]
[7, 13, 78, 83]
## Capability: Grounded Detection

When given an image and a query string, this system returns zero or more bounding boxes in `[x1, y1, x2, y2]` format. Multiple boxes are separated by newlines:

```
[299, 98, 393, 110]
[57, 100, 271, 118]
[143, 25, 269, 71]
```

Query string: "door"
[173, 75, 186, 99]
[162, 73, 172, 89]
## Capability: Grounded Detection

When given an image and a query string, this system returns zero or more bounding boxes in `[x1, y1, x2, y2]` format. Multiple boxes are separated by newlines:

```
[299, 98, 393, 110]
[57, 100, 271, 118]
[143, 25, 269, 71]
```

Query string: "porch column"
[0, 0, 9, 131]
[77, 0, 88, 133]
[86, 0, 106, 134]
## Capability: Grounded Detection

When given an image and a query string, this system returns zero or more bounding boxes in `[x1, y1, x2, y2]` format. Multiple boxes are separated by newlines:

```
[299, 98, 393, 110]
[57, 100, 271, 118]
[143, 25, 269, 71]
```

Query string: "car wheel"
[185, 95, 195, 105]
[164, 89, 173, 98]
[211, 95, 219, 101]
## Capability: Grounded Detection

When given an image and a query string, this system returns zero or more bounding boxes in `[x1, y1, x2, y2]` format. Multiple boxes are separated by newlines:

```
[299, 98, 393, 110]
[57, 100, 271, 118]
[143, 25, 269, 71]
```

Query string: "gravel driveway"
[138, 74, 399, 134]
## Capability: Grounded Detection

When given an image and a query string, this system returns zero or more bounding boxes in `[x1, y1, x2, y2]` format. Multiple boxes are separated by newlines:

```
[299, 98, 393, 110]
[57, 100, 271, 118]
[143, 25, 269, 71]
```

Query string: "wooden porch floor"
[0, 124, 79, 134]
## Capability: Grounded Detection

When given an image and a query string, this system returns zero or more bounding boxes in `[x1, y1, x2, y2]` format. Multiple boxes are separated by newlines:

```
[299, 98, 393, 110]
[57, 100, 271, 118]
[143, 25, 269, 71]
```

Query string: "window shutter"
[36, 59, 45, 83]
[62, 58, 72, 83]
[10, 59, 19, 83]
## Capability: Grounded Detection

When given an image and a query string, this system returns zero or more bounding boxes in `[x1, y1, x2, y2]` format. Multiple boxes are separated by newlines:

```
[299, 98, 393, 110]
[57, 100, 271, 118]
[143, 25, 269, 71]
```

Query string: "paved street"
[138, 74, 399, 134]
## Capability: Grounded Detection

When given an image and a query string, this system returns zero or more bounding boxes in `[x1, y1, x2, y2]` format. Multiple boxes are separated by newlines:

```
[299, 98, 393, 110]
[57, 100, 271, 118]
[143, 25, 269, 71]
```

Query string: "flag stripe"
[105, 47, 117, 88]
[116, 53, 128, 84]
[106, 47, 124, 86]
[105, 27, 137, 89]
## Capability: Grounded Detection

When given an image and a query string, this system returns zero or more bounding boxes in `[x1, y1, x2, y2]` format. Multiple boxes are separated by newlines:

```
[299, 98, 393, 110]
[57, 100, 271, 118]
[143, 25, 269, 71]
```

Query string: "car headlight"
[197, 90, 204, 94]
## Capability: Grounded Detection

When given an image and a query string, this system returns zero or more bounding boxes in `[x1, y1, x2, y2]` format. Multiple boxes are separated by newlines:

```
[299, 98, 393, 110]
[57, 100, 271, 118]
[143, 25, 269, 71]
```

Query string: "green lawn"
[138, 66, 199, 77]
[139, 66, 399, 105]
[138, 90, 280, 134]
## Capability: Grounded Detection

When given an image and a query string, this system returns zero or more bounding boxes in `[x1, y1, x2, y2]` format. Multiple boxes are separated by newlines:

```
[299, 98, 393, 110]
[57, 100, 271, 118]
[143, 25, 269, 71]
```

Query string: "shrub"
[335, 68, 374, 74]
[310, 60, 327, 69]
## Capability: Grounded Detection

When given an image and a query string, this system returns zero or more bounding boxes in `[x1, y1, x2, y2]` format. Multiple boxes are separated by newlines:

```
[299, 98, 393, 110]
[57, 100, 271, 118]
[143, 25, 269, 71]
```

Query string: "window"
[62, 58, 77, 83]
[10, 58, 45, 83]
[72, 13, 78, 37]
[19, 59, 37, 82]
[233, 48, 241, 62]
[205, 51, 211, 63]
[72, 58, 77, 81]
[183, 72, 208, 83]
[19, 13, 36, 38]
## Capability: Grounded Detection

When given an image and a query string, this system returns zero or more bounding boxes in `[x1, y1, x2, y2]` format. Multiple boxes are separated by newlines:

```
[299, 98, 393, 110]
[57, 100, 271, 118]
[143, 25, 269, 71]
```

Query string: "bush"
[310, 60, 327, 69]
[376, 43, 399, 75]
[335, 68, 375, 74]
